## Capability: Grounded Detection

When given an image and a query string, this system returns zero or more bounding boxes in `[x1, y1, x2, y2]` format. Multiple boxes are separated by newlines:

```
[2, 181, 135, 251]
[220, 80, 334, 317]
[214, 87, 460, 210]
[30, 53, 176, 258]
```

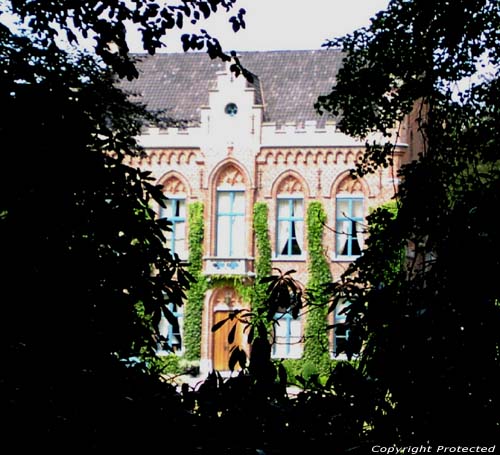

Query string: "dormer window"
[224, 103, 238, 116]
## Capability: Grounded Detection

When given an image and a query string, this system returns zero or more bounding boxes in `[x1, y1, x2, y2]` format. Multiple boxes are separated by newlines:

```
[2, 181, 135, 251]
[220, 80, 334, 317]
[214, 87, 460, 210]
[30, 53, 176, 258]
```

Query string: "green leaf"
[227, 323, 236, 344]
[228, 346, 239, 371]
[211, 317, 228, 332]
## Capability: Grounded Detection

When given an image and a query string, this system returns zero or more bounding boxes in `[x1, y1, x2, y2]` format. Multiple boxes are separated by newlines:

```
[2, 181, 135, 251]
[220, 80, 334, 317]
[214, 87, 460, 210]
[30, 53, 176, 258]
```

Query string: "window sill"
[271, 354, 303, 360]
[203, 257, 255, 276]
[331, 255, 361, 262]
[330, 353, 359, 361]
[272, 256, 306, 262]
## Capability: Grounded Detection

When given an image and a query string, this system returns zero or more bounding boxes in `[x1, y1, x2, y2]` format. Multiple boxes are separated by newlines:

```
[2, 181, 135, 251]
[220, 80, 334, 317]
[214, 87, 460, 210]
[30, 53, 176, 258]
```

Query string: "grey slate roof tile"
[122, 49, 343, 126]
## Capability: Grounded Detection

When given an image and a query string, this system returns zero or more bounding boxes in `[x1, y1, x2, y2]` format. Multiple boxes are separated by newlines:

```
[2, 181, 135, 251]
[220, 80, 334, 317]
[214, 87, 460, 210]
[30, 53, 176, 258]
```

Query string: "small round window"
[224, 103, 238, 116]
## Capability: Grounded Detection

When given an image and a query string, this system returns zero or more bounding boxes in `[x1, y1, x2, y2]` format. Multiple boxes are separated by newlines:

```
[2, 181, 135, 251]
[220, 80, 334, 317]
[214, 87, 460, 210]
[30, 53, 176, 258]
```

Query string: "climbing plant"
[252, 202, 272, 312]
[184, 202, 207, 361]
[303, 201, 332, 374]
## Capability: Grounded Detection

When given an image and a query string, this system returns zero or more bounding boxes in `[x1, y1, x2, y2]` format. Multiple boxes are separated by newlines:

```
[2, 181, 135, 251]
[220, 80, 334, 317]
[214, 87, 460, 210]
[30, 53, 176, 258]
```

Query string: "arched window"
[334, 176, 365, 259]
[160, 176, 187, 259]
[276, 175, 304, 258]
[215, 164, 246, 258]
[157, 302, 184, 355]
[331, 300, 350, 358]
[272, 311, 303, 359]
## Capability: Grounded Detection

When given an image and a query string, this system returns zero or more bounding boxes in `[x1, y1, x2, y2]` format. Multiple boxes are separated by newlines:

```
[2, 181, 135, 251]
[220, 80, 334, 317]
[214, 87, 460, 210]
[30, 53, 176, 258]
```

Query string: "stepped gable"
[123, 49, 343, 127]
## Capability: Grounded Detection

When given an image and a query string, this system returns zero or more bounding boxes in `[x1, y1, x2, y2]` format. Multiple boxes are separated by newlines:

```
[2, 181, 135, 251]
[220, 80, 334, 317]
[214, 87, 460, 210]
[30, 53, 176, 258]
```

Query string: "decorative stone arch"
[210, 286, 247, 312]
[330, 170, 371, 198]
[208, 158, 252, 190]
[157, 170, 191, 197]
[271, 170, 310, 199]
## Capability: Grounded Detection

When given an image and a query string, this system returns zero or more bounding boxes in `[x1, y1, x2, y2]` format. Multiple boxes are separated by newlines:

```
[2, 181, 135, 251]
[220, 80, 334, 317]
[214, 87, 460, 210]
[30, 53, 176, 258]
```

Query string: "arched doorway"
[211, 287, 249, 372]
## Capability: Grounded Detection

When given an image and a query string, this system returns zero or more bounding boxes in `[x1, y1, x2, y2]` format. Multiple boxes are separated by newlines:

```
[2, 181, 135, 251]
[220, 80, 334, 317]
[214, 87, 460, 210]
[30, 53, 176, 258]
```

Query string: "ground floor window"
[272, 312, 303, 358]
[331, 301, 350, 358]
[157, 303, 184, 355]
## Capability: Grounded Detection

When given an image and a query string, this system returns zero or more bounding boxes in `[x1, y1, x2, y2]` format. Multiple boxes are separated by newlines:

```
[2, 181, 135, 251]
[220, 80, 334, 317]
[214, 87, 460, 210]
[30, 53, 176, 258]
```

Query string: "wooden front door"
[212, 311, 244, 371]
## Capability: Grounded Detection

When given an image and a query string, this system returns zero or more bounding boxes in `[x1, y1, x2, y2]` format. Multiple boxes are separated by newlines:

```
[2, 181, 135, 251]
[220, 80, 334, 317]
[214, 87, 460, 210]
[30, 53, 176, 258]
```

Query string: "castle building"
[125, 49, 413, 373]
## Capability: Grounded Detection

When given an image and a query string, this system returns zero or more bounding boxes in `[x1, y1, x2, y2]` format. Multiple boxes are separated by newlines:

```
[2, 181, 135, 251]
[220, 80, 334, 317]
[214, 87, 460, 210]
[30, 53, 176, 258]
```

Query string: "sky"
[128, 0, 390, 53]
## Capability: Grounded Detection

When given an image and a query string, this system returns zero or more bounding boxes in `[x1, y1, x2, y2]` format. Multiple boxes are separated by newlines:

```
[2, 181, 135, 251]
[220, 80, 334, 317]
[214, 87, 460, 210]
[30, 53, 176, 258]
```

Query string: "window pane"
[355, 221, 364, 251]
[352, 199, 363, 218]
[278, 220, 291, 255]
[290, 221, 302, 255]
[217, 192, 231, 213]
[336, 220, 349, 255]
[290, 318, 301, 338]
[232, 191, 245, 213]
[272, 313, 302, 359]
[178, 199, 186, 217]
[217, 217, 231, 256]
[333, 301, 349, 357]
[232, 216, 245, 257]
[161, 200, 172, 219]
[278, 199, 289, 218]
[175, 220, 187, 258]
[293, 199, 303, 218]
[337, 199, 349, 217]
[157, 306, 184, 354]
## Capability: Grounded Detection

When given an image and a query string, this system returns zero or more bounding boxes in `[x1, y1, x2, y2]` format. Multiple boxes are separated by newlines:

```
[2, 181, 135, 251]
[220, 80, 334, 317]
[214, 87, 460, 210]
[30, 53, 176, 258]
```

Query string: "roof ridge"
[131, 48, 341, 58]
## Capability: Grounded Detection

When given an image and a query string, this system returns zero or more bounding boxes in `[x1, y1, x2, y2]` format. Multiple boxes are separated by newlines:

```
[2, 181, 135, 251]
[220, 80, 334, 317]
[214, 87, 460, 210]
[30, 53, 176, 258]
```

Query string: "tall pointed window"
[216, 190, 245, 257]
[334, 177, 365, 259]
[157, 302, 184, 355]
[277, 197, 304, 256]
[275, 175, 305, 258]
[215, 164, 246, 258]
[335, 197, 363, 257]
[160, 176, 188, 260]
[160, 197, 187, 259]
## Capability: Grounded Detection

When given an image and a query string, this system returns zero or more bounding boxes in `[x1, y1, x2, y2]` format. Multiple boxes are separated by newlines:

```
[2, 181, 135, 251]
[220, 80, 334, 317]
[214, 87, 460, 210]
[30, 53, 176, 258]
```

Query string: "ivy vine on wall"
[303, 201, 332, 373]
[184, 202, 207, 361]
[252, 202, 272, 312]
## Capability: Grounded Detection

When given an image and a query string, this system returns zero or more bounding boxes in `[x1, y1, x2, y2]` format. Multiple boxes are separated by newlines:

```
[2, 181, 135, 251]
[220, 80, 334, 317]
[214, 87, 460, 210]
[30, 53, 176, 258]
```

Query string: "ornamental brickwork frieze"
[132, 148, 204, 166]
[256, 148, 364, 166]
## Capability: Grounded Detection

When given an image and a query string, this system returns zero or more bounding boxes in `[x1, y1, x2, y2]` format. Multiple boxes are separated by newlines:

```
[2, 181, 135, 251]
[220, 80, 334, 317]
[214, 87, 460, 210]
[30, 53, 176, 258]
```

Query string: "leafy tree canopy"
[0, 0, 246, 448]
[2, 0, 247, 79]
[317, 0, 500, 444]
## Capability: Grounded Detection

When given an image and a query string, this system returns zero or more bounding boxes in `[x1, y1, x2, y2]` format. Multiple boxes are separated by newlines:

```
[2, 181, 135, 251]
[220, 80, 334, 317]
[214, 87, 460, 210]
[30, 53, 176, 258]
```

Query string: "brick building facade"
[125, 50, 413, 373]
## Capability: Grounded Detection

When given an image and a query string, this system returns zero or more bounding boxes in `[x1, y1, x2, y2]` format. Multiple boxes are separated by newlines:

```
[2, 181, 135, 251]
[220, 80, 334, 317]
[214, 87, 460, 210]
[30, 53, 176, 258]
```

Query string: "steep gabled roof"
[122, 49, 343, 126]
